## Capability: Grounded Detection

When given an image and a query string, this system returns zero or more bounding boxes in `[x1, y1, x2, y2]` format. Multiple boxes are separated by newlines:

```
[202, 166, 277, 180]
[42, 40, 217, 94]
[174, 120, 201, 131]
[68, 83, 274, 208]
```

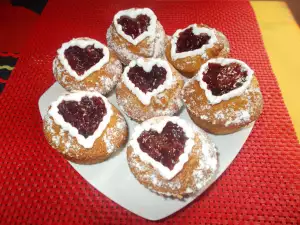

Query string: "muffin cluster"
[44, 7, 263, 198]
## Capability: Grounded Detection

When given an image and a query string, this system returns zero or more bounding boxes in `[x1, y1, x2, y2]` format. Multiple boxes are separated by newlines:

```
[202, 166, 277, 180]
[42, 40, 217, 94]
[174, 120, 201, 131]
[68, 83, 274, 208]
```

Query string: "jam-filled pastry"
[165, 24, 230, 78]
[53, 37, 122, 95]
[106, 8, 166, 65]
[43, 91, 128, 164]
[182, 58, 263, 135]
[127, 116, 218, 199]
[116, 58, 184, 122]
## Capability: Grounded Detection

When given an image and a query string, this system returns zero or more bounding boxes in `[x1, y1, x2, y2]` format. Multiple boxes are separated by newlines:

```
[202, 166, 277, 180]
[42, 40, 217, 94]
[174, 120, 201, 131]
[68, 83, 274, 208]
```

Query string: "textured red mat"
[0, 0, 299, 224]
[0, 2, 39, 52]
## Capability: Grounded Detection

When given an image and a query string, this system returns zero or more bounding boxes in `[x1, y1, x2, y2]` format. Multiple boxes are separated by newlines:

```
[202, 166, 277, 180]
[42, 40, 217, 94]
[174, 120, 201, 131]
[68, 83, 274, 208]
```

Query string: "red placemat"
[0, 0, 299, 224]
[0, 52, 19, 94]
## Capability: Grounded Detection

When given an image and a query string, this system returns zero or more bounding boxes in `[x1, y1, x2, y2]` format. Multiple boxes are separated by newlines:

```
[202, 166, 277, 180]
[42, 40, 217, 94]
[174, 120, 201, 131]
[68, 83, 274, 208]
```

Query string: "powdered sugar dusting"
[200, 115, 209, 120]
[116, 70, 183, 122]
[53, 53, 122, 95]
[215, 110, 225, 120]
[44, 114, 81, 153]
[106, 21, 166, 65]
[57, 38, 109, 81]
[225, 110, 250, 127]
[48, 92, 112, 149]
[196, 58, 254, 104]
[103, 113, 127, 154]
[130, 116, 195, 180]
[183, 76, 263, 127]
[44, 105, 128, 156]
[113, 8, 157, 45]
[103, 131, 115, 154]
[127, 121, 218, 197]
[192, 128, 218, 190]
[171, 24, 218, 61]
[128, 151, 183, 191]
[122, 58, 173, 105]
[52, 135, 60, 147]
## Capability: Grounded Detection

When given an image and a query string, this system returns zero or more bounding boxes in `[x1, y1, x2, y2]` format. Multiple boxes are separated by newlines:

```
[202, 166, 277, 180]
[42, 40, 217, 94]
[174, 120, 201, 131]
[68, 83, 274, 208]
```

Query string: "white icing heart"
[171, 24, 218, 60]
[196, 58, 254, 104]
[122, 58, 173, 105]
[130, 116, 195, 180]
[113, 8, 157, 45]
[48, 91, 112, 148]
[57, 38, 110, 81]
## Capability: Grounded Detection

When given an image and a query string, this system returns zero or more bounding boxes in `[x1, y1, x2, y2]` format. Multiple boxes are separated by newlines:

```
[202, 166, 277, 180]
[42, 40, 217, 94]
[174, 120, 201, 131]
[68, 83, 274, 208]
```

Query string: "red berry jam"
[64, 45, 104, 75]
[58, 96, 107, 138]
[137, 122, 187, 170]
[117, 15, 151, 39]
[202, 63, 248, 96]
[127, 65, 167, 93]
[176, 27, 211, 53]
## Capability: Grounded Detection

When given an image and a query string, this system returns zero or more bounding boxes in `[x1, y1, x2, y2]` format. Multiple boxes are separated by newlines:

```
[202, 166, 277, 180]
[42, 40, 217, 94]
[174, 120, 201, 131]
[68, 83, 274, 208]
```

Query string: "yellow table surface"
[251, 1, 300, 140]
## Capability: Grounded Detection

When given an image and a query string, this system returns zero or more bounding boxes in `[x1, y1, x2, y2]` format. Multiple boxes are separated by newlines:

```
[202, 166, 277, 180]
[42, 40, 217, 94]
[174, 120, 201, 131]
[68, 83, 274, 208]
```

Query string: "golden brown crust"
[43, 106, 128, 164]
[116, 64, 184, 122]
[106, 21, 166, 65]
[127, 131, 218, 199]
[110, 25, 154, 58]
[165, 24, 230, 78]
[187, 111, 245, 134]
[53, 50, 122, 95]
[182, 76, 263, 135]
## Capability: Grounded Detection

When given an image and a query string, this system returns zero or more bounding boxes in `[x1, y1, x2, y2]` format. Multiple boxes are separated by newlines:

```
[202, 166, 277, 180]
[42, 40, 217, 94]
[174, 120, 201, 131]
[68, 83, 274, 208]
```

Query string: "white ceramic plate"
[38, 82, 254, 221]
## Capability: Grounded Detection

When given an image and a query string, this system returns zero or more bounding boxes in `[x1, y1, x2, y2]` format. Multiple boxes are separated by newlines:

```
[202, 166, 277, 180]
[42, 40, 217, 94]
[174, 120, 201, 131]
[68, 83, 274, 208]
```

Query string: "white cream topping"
[130, 116, 195, 180]
[113, 8, 157, 45]
[57, 38, 109, 81]
[48, 91, 112, 149]
[170, 24, 218, 60]
[122, 58, 173, 105]
[196, 58, 254, 104]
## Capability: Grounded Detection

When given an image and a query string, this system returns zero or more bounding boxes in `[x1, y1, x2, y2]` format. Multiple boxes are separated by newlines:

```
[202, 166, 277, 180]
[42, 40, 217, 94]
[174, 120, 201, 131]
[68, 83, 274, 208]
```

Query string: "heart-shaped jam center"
[58, 96, 107, 138]
[137, 122, 187, 170]
[127, 65, 167, 93]
[64, 45, 104, 75]
[176, 27, 211, 53]
[117, 15, 151, 39]
[203, 63, 248, 96]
